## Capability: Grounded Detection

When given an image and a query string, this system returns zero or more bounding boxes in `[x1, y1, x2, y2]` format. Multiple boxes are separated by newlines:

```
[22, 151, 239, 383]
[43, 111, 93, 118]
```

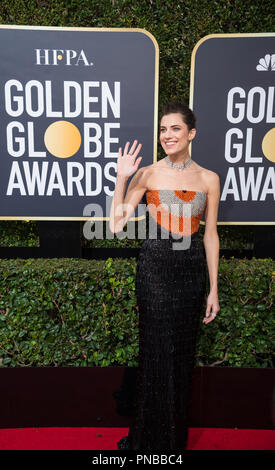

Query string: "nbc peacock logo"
[256, 54, 275, 71]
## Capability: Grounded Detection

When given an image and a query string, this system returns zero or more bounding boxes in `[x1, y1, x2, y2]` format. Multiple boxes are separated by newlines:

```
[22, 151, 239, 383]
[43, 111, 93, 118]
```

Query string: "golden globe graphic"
[44, 121, 82, 159]
[0, 25, 158, 219]
[262, 128, 275, 163]
[4, 79, 124, 198]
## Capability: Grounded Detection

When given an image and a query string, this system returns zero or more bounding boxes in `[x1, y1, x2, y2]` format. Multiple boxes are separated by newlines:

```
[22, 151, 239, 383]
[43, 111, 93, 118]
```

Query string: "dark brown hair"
[160, 102, 196, 130]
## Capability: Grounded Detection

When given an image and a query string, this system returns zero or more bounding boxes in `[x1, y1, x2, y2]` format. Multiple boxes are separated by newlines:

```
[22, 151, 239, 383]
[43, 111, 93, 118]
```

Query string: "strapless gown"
[117, 189, 207, 451]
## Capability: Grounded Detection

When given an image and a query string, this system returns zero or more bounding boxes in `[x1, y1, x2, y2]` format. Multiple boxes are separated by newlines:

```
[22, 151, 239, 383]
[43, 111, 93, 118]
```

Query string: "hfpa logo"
[35, 49, 94, 66]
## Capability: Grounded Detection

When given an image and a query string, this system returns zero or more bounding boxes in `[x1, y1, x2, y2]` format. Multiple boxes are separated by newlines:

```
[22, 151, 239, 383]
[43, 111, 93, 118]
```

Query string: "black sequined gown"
[117, 189, 207, 451]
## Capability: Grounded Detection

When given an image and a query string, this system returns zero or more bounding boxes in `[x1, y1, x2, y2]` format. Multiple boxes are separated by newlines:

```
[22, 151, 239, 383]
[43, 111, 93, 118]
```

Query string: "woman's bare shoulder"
[143, 159, 166, 173]
[138, 161, 160, 177]
[199, 166, 220, 192]
[132, 162, 155, 189]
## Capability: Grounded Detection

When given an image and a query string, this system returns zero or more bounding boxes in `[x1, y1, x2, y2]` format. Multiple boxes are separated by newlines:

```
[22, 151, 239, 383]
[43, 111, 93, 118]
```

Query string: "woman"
[109, 102, 220, 451]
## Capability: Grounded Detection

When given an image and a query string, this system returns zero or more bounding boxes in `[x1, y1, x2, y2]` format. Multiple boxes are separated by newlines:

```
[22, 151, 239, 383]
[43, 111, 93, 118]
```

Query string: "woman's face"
[159, 113, 196, 156]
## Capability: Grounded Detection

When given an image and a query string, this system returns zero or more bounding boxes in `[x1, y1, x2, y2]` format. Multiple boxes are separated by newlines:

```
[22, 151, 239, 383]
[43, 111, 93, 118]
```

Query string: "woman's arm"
[109, 140, 147, 234]
[202, 171, 221, 324]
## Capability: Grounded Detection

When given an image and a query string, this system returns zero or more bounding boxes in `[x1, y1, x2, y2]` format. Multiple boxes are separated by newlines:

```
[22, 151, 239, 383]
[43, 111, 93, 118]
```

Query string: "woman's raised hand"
[117, 140, 143, 178]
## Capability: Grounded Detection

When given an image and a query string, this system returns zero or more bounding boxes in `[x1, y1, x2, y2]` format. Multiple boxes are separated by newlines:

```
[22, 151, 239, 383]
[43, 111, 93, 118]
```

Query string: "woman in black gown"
[109, 102, 220, 451]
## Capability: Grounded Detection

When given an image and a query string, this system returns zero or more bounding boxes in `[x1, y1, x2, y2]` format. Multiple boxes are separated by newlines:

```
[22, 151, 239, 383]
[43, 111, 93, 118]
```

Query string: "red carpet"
[0, 427, 274, 450]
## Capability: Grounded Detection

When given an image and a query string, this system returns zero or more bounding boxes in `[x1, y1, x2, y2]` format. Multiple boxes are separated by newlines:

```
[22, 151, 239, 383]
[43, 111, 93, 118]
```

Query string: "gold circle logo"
[262, 128, 275, 163]
[44, 121, 81, 158]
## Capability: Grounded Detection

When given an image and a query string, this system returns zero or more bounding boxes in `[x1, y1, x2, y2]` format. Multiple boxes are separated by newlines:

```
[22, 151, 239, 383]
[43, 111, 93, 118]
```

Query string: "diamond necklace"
[165, 154, 192, 171]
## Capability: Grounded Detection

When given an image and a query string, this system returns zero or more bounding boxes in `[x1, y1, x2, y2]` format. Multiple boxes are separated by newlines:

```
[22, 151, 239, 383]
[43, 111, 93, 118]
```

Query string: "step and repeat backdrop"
[0, 28, 273, 225]
[190, 33, 275, 224]
[0, 25, 158, 219]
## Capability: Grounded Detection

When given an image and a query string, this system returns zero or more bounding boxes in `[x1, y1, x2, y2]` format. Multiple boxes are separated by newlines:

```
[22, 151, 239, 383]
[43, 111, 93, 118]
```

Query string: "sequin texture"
[117, 190, 207, 451]
[146, 189, 207, 239]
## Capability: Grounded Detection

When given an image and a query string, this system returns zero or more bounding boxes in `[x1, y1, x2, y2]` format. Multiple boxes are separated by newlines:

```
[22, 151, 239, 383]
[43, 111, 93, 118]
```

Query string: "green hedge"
[0, 220, 255, 250]
[0, 256, 274, 367]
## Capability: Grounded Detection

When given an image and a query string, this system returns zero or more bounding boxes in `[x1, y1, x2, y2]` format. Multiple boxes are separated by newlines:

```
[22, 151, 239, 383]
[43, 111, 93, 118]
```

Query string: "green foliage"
[0, 257, 139, 367]
[0, 219, 255, 249]
[197, 256, 275, 367]
[0, 221, 39, 247]
[0, 256, 274, 367]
